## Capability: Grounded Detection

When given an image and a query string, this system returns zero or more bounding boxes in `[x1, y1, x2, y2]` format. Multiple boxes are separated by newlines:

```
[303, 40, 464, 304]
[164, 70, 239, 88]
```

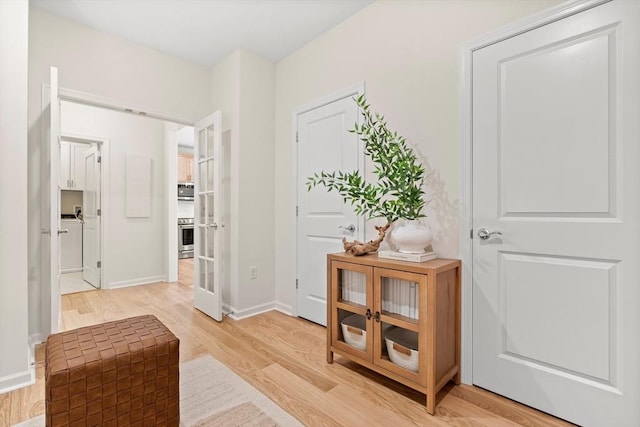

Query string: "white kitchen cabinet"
[60, 141, 90, 190]
[60, 219, 82, 272]
[177, 153, 194, 182]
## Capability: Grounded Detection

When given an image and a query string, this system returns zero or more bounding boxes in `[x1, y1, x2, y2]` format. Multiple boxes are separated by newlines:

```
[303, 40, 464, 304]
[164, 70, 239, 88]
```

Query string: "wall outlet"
[249, 266, 257, 280]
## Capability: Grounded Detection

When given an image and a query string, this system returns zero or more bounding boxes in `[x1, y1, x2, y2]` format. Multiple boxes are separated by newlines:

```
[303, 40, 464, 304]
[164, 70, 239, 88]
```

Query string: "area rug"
[14, 355, 302, 427]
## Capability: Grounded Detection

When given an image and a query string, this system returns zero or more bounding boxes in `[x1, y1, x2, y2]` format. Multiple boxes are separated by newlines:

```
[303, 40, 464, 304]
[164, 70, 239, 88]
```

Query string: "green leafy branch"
[306, 95, 426, 224]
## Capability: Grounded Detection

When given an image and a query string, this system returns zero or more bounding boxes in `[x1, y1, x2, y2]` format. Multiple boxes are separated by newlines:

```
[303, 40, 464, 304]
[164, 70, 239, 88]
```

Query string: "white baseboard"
[28, 333, 44, 364]
[61, 267, 82, 274]
[227, 301, 278, 320]
[218, 301, 295, 320]
[0, 366, 35, 394]
[109, 275, 166, 289]
[274, 302, 294, 317]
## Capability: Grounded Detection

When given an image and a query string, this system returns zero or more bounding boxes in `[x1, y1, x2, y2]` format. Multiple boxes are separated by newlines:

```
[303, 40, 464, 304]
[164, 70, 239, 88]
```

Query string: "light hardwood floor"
[0, 259, 574, 426]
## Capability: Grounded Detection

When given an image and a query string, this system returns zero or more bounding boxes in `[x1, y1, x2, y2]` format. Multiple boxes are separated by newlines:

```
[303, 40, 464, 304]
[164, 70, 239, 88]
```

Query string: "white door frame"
[458, 0, 611, 385]
[291, 82, 365, 316]
[60, 132, 108, 289]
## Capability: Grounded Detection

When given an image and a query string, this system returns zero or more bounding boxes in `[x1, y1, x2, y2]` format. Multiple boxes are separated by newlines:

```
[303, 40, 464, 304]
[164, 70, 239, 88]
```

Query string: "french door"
[193, 112, 223, 321]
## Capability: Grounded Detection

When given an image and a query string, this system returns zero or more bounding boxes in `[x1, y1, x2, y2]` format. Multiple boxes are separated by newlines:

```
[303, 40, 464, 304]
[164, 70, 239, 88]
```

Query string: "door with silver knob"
[476, 228, 501, 240]
[471, 2, 640, 425]
[296, 92, 364, 326]
[339, 224, 356, 233]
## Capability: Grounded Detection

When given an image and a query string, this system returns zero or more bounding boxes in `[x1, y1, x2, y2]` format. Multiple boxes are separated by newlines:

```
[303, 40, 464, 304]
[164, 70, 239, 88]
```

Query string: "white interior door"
[193, 111, 222, 321]
[472, 2, 640, 426]
[43, 66, 61, 334]
[296, 95, 362, 325]
[82, 144, 101, 288]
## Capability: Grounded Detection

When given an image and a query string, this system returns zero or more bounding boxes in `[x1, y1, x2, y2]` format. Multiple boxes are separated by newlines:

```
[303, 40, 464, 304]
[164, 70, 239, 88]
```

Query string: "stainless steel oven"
[178, 183, 194, 201]
[178, 217, 194, 258]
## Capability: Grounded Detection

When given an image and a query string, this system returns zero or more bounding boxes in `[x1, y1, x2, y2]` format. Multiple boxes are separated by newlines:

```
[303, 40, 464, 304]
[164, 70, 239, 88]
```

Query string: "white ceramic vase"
[390, 219, 433, 254]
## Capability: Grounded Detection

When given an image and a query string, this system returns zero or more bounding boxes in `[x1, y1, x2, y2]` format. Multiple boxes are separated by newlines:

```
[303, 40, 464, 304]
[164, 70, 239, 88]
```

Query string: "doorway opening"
[58, 134, 103, 295]
[176, 125, 196, 289]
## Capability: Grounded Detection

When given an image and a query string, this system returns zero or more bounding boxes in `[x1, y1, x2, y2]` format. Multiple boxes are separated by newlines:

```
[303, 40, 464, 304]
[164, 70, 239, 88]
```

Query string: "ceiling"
[31, 0, 373, 67]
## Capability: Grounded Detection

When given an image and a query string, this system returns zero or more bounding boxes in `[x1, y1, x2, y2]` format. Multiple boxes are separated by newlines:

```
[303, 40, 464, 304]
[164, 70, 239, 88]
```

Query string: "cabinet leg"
[327, 349, 334, 364]
[426, 395, 436, 415]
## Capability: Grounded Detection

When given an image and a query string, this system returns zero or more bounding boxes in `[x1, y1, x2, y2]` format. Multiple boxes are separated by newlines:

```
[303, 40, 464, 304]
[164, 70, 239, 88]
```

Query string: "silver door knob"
[209, 223, 218, 230]
[477, 228, 501, 240]
[58, 229, 69, 235]
[339, 224, 355, 233]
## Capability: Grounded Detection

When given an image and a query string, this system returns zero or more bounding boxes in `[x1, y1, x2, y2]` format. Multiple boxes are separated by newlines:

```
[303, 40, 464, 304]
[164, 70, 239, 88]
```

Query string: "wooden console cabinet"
[326, 252, 461, 414]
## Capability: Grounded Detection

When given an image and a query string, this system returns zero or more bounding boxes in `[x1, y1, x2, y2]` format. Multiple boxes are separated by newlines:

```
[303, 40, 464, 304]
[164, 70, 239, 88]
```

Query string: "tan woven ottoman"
[45, 315, 180, 426]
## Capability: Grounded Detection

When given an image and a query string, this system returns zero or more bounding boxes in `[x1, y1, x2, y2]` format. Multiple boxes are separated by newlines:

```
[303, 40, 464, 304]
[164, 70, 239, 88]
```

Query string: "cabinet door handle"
[373, 311, 381, 322]
[365, 308, 372, 320]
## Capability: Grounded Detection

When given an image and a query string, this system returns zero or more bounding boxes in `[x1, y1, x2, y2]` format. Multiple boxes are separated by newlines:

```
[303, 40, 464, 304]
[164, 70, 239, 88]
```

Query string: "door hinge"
[296, 132, 299, 143]
[97, 209, 101, 216]
[470, 228, 473, 239]
[97, 261, 101, 268]
[296, 279, 298, 289]
[97, 156, 101, 163]
[296, 206, 299, 217]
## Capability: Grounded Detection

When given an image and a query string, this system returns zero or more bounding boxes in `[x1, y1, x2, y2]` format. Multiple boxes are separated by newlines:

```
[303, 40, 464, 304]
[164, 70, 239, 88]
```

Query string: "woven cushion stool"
[45, 315, 180, 426]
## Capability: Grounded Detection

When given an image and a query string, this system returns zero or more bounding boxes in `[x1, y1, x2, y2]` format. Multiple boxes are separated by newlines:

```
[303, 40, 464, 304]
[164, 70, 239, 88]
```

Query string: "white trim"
[226, 301, 278, 321]
[274, 302, 294, 317]
[60, 267, 82, 274]
[109, 275, 165, 289]
[59, 87, 194, 126]
[165, 124, 179, 284]
[290, 82, 366, 318]
[0, 367, 34, 394]
[458, 0, 611, 385]
[29, 333, 43, 365]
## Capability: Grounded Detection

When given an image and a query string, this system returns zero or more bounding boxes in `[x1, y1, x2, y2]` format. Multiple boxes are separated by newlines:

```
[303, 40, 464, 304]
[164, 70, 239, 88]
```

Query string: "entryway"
[43, 67, 225, 334]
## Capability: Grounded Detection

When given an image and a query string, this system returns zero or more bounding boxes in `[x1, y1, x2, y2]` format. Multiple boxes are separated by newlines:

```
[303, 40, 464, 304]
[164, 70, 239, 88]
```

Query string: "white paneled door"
[193, 112, 223, 321]
[472, 1, 639, 426]
[82, 145, 101, 288]
[296, 94, 362, 325]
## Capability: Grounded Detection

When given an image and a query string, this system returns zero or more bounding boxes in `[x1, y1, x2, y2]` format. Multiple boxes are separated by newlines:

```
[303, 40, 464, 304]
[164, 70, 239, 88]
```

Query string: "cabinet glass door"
[330, 261, 373, 361]
[374, 268, 427, 384]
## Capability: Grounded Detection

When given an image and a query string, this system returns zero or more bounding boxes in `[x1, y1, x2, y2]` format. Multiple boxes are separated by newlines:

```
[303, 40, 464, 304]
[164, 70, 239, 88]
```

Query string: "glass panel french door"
[193, 111, 222, 321]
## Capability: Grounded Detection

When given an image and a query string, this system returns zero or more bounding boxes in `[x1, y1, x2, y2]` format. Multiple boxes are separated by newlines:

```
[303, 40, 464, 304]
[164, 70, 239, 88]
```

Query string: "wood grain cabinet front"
[326, 252, 460, 414]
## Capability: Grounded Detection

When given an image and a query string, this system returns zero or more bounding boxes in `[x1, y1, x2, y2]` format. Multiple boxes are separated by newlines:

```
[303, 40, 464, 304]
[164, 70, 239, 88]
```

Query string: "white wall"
[61, 101, 168, 287]
[237, 50, 276, 313]
[273, 0, 561, 308]
[165, 123, 179, 283]
[27, 6, 211, 340]
[0, 0, 32, 392]
[210, 49, 276, 316]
